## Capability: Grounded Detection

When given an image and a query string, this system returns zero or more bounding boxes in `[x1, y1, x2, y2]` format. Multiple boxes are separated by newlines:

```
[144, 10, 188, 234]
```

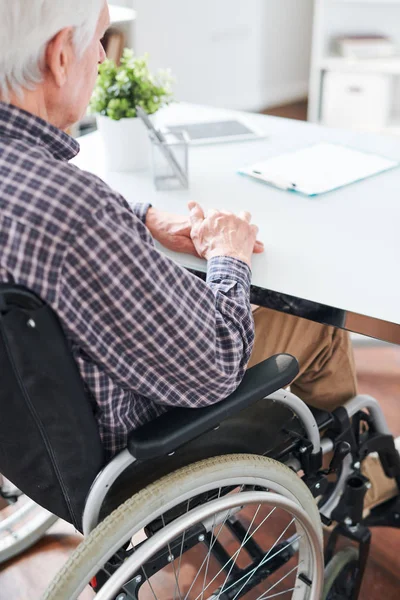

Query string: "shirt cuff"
[132, 203, 152, 224]
[207, 256, 252, 293]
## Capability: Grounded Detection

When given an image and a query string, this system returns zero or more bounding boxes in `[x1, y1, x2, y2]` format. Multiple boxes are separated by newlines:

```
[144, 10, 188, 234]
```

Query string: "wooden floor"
[0, 343, 398, 599]
[262, 99, 308, 121]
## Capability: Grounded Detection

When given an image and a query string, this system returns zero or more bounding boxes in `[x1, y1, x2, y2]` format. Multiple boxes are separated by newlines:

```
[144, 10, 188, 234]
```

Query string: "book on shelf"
[102, 28, 125, 64]
[335, 34, 396, 59]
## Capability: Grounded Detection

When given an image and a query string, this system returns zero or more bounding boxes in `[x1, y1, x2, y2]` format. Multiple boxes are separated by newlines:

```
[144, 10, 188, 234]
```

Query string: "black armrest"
[128, 354, 299, 461]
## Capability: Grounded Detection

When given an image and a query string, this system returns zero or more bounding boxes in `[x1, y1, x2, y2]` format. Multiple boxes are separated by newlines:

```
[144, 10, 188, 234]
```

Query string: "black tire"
[323, 547, 360, 600]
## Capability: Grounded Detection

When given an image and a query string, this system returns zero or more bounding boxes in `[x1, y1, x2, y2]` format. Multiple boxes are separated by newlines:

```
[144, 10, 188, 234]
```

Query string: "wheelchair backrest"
[0, 285, 105, 530]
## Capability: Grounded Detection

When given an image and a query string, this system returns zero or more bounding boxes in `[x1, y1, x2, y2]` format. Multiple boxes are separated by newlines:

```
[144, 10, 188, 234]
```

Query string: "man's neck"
[2, 88, 50, 125]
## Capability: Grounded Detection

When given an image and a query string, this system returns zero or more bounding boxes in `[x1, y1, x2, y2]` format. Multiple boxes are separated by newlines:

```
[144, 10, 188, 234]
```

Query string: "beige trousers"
[249, 308, 400, 511]
[248, 307, 358, 411]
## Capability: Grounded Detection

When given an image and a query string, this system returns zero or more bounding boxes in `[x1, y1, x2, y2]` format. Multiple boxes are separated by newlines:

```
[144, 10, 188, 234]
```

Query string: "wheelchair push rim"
[43, 454, 324, 600]
[96, 491, 324, 600]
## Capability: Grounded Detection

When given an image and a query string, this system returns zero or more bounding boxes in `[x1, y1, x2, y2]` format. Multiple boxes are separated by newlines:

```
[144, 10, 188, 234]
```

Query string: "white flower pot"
[96, 115, 152, 172]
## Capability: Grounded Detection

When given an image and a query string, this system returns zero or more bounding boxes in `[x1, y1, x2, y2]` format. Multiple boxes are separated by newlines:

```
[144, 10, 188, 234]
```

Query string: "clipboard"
[239, 143, 398, 196]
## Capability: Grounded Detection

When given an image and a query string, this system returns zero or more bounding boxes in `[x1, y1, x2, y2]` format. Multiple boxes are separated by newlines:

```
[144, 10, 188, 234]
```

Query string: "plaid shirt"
[0, 102, 254, 457]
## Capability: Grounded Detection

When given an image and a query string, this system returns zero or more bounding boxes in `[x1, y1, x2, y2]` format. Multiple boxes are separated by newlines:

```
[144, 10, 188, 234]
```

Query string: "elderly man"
[0, 1, 394, 508]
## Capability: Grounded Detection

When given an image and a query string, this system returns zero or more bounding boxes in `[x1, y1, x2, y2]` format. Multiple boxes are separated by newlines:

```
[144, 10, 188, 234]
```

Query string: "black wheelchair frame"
[91, 402, 400, 600]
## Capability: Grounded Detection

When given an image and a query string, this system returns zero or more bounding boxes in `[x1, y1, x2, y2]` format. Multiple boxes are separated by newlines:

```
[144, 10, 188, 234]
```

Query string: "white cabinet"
[309, 0, 400, 134]
[322, 72, 392, 129]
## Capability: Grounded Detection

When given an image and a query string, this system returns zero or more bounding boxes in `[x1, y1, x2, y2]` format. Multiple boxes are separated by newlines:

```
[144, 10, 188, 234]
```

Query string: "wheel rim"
[0, 495, 57, 562]
[94, 491, 324, 600]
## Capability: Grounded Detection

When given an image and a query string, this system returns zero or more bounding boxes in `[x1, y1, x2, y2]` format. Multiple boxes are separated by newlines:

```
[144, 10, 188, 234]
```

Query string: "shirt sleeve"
[98, 182, 150, 227]
[57, 200, 254, 410]
[131, 202, 151, 224]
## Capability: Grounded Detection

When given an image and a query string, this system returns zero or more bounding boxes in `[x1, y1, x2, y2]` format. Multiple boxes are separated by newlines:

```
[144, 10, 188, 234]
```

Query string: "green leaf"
[89, 49, 174, 121]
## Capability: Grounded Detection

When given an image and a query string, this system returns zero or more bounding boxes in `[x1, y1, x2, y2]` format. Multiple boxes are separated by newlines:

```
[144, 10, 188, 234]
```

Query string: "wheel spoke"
[216, 504, 262, 599]
[223, 533, 302, 600]
[184, 490, 238, 600]
[256, 586, 299, 599]
[162, 514, 183, 600]
[262, 519, 295, 565]
[255, 561, 304, 600]
[192, 506, 278, 600]
[200, 488, 223, 600]
[141, 565, 158, 600]
[174, 499, 191, 600]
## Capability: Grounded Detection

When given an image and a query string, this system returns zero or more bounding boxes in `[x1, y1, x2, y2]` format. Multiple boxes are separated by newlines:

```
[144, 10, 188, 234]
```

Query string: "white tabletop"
[74, 104, 400, 327]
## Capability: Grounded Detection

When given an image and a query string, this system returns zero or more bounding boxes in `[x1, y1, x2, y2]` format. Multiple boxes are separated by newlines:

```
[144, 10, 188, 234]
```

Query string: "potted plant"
[90, 49, 173, 172]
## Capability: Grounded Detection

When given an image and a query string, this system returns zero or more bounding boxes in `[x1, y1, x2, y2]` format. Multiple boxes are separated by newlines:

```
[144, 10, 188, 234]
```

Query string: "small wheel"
[43, 454, 324, 600]
[0, 493, 57, 564]
[323, 547, 360, 600]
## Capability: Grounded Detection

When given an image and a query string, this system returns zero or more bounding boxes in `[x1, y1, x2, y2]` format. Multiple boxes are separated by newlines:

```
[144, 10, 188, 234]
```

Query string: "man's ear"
[45, 28, 75, 88]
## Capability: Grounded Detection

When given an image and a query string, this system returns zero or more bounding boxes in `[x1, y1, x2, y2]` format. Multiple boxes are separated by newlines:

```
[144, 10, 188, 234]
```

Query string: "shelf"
[109, 5, 136, 25]
[319, 56, 400, 74]
[309, 0, 400, 123]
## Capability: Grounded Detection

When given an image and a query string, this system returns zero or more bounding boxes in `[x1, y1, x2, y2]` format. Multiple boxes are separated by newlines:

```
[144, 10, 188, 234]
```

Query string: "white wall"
[132, 0, 314, 111]
[109, 0, 133, 6]
[261, 0, 314, 108]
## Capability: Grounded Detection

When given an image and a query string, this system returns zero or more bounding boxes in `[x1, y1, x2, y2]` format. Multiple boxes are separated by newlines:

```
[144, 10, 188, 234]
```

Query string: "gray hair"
[0, 0, 104, 100]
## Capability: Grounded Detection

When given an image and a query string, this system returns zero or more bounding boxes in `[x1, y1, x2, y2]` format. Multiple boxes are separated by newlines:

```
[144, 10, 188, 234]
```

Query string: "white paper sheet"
[239, 143, 398, 196]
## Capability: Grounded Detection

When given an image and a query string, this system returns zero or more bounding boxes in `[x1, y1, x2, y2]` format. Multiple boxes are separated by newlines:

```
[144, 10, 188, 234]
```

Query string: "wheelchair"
[1, 285, 399, 600]
[0, 475, 57, 564]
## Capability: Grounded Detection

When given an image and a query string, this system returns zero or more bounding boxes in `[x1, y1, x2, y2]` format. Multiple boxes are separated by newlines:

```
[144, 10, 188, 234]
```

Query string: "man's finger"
[177, 237, 202, 257]
[239, 211, 252, 223]
[188, 202, 205, 226]
[180, 221, 192, 236]
[253, 240, 265, 254]
[251, 224, 259, 237]
[206, 208, 220, 219]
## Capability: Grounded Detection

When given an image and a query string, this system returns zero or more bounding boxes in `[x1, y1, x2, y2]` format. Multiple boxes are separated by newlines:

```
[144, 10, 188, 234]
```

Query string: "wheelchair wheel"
[322, 547, 360, 600]
[44, 454, 323, 600]
[0, 481, 57, 564]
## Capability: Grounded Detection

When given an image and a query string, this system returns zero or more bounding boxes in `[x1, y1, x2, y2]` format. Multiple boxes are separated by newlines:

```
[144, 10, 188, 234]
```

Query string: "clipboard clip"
[252, 171, 298, 192]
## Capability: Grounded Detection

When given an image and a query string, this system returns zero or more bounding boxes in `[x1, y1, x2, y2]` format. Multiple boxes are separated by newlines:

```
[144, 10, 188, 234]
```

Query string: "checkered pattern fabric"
[0, 102, 254, 457]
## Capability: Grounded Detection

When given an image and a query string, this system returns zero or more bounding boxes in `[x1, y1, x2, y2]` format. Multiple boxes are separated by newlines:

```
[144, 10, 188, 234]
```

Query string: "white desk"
[74, 104, 400, 344]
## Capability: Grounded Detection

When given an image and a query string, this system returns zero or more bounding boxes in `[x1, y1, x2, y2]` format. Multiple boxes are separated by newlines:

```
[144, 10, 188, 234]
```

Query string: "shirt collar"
[0, 102, 80, 161]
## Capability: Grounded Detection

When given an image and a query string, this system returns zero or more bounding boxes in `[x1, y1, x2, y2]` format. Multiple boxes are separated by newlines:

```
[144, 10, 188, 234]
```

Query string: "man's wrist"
[145, 207, 164, 243]
[207, 256, 252, 293]
[206, 250, 252, 269]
